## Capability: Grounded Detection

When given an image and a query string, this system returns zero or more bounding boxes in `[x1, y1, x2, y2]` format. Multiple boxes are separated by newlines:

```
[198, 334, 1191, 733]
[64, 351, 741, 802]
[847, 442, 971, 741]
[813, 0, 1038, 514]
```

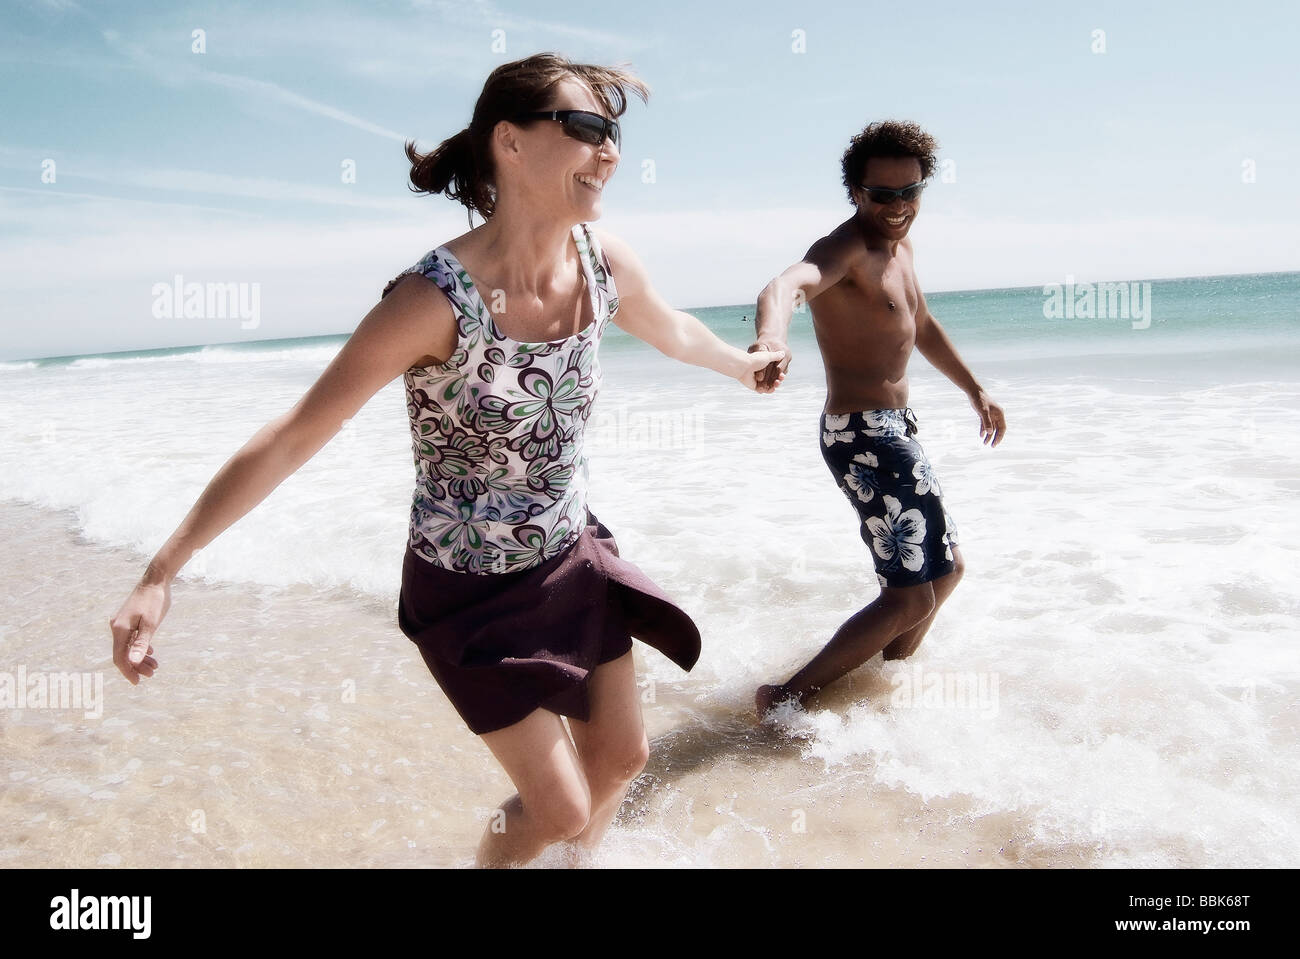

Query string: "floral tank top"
[382, 222, 619, 574]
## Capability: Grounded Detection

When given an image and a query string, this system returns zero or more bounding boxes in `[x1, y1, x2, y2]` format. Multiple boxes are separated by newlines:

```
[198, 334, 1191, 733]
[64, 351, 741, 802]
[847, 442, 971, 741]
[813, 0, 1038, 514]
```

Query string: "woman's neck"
[461, 203, 580, 296]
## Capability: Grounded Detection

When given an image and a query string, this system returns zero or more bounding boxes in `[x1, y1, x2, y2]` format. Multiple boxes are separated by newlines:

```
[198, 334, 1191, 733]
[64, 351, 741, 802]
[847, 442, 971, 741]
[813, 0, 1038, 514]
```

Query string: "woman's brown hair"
[404, 53, 649, 223]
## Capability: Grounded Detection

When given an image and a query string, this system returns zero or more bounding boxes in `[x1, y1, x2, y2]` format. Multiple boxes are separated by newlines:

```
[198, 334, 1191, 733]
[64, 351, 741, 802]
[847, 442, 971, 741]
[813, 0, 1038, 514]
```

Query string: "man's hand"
[739, 350, 786, 392]
[748, 339, 792, 394]
[969, 390, 1006, 446]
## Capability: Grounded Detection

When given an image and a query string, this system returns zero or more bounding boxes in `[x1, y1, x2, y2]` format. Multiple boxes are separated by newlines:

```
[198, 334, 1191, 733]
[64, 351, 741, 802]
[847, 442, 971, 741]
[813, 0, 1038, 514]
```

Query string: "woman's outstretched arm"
[109, 274, 455, 684]
[593, 228, 784, 392]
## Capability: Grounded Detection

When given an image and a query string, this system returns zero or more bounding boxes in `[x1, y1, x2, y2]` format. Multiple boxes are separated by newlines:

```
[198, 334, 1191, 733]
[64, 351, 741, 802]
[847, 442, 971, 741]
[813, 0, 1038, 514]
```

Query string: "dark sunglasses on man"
[860, 181, 927, 204]
[514, 110, 621, 149]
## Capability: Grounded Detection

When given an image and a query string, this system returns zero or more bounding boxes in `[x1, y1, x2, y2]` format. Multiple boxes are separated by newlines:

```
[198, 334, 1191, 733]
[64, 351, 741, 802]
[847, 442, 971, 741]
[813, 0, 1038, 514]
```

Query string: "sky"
[2, 0, 1298, 360]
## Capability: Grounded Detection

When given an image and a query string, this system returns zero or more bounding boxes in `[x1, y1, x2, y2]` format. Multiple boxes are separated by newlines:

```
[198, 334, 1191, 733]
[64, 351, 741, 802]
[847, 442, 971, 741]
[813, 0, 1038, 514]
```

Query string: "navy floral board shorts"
[820, 408, 959, 589]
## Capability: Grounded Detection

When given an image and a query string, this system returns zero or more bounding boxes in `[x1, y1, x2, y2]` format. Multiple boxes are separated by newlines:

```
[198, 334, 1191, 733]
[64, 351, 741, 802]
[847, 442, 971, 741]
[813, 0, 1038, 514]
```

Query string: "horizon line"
[4, 268, 1296, 365]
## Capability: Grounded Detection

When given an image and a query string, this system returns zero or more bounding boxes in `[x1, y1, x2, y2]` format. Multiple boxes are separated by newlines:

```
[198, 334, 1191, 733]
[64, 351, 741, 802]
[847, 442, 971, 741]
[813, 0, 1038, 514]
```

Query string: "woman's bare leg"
[566, 650, 649, 855]
[475, 708, 593, 868]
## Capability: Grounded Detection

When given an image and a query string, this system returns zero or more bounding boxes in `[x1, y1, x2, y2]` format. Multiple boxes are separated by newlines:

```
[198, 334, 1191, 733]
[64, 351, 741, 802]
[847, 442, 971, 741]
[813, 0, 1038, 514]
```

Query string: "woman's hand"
[748, 339, 792, 394]
[110, 575, 168, 685]
[739, 349, 787, 392]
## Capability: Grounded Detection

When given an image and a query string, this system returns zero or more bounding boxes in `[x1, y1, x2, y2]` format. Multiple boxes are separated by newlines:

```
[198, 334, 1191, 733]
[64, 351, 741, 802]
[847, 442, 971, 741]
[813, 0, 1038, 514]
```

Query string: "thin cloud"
[78, 6, 484, 88]
[97, 28, 411, 142]
[201, 70, 410, 142]
[87, 165, 416, 212]
[1, 146, 415, 213]
[0, 185, 265, 220]
[416, 0, 640, 50]
[27, 0, 87, 13]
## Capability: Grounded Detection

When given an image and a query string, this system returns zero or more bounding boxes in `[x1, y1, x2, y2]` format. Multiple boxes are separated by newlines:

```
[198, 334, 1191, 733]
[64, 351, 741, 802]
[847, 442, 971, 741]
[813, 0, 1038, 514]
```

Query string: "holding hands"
[747, 340, 792, 394]
[740, 346, 789, 392]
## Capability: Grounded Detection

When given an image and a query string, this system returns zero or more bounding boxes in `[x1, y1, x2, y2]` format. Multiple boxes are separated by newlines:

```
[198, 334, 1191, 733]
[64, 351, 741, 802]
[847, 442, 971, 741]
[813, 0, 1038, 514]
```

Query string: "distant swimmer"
[749, 120, 1006, 719]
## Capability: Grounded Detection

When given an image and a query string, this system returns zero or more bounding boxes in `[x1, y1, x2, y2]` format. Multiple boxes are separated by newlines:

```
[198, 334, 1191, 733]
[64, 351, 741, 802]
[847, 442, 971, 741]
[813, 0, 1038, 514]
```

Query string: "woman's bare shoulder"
[588, 226, 646, 283]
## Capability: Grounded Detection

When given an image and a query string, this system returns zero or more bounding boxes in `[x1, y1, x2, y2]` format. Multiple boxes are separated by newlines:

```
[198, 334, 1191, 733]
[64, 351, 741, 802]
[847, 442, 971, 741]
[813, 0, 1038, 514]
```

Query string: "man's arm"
[910, 252, 1007, 447]
[751, 231, 859, 392]
[593, 228, 783, 391]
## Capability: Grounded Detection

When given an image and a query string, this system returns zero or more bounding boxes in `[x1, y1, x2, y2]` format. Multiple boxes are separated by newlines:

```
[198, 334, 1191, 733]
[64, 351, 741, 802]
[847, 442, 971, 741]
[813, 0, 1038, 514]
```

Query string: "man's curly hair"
[841, 120, 939, 203]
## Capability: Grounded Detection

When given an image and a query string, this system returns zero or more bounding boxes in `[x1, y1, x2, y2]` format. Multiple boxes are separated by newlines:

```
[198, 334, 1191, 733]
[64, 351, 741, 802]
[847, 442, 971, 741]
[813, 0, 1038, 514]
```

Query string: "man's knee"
[950, 548, 966, 582]
[881, 636, 917, 661]
[880, 582, 936, 627]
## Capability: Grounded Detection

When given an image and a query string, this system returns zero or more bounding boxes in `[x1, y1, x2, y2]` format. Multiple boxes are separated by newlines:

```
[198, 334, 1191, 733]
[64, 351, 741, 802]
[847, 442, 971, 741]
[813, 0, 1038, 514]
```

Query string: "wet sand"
[0, 498, 1084, 868]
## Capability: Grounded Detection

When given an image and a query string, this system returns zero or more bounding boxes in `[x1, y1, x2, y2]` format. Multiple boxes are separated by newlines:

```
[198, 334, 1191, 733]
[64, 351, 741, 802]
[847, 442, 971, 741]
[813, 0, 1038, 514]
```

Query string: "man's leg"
[757, 581, 936, 715]
[882, 547, 965, 661]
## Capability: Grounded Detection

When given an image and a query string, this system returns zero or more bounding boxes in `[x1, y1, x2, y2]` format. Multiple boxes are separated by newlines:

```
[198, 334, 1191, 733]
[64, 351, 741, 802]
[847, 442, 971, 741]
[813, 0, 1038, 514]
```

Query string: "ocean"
[2, 271, 1298, 867]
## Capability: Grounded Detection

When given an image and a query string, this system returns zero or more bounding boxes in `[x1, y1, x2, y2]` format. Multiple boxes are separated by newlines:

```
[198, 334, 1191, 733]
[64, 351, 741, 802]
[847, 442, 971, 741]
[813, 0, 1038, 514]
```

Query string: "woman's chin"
[559, 193, 603, 223]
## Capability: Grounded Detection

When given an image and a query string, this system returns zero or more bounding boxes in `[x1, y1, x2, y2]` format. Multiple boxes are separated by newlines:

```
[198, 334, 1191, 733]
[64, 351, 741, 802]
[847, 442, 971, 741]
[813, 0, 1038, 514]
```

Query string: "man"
[750, 120, 1006, 717]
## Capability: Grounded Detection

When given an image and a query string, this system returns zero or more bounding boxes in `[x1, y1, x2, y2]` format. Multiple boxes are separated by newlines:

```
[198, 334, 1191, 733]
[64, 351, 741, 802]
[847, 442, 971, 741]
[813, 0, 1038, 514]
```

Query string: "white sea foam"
[60, 343, 344, 370]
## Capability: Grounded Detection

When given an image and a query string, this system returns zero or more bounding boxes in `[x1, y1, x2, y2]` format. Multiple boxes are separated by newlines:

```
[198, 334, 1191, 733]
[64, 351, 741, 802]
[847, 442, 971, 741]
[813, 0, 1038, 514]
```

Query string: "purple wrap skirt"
[397, 510, 701, 735]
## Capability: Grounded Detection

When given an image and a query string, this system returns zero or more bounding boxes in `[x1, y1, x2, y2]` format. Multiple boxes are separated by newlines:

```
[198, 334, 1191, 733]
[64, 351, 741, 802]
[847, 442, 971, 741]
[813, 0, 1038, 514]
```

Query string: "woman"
[109, 53, 783, 867]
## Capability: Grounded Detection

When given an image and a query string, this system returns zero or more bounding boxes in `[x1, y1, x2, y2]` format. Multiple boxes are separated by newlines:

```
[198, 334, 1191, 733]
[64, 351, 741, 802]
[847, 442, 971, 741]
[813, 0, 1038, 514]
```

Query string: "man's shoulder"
[824, 216, 864, 247]
[806, 217, 866, 267]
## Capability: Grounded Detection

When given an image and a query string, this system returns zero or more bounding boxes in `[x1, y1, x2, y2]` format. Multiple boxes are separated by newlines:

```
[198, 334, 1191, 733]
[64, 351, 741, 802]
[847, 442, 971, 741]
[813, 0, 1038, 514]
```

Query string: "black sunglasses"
[514, 109, 621, 149]
[859, 181, 927, 204]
